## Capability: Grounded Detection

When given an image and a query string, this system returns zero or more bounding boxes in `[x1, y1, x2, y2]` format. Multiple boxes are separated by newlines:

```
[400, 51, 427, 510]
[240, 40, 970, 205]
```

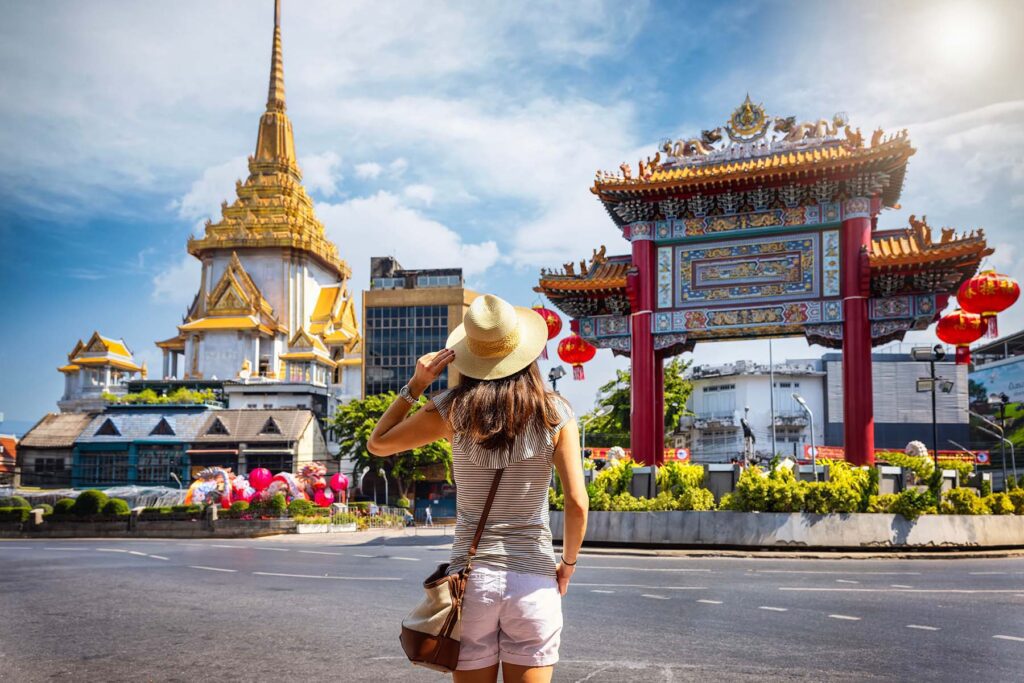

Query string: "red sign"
[587, 447, 689, 462]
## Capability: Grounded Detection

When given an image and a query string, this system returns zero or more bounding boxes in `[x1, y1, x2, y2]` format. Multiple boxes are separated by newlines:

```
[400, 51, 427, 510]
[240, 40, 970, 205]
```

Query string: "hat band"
[466, 326, 520, 359]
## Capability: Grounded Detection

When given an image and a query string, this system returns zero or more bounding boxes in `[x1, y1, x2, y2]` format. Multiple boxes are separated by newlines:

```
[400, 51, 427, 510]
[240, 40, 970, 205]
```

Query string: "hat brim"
[446, 305, 549, 381]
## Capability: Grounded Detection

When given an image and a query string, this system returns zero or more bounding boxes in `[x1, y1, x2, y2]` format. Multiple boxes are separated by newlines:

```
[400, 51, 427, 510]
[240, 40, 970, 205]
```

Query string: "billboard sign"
[970, 355, 1024, 404]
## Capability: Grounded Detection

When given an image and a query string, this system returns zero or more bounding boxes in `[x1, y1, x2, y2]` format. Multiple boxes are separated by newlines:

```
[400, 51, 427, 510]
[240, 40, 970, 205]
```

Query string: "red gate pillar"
[655, 350, 665, 465]
[841, 198, 875, 466]
[629, 223, 659, 467]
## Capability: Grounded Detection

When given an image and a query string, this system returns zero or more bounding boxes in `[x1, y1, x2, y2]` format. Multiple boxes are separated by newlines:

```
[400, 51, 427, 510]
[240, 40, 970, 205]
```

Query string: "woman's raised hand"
[410, 348, 456, 395]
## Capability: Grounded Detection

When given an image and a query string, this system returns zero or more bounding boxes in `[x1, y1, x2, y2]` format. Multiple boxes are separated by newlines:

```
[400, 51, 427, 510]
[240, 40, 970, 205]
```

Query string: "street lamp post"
[989, 393, 1017, 485]
[976, 424, 1015, 491]
[970, 409, 1011, 489]
[378, 467, 388, 507]
[911, 345, 952, 468]
[793, 393, 816, 480]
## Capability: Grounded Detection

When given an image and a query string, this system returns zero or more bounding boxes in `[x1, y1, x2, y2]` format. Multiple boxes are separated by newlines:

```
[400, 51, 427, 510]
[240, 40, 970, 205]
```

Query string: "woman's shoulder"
[545, 392, 575, 430]
[428, 388, 455, 419]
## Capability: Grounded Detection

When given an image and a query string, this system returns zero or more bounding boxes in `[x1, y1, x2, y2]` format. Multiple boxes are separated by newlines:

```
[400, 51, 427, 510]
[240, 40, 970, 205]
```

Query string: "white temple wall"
[198, 331, 249, 381]
[208, 250, 290, 322]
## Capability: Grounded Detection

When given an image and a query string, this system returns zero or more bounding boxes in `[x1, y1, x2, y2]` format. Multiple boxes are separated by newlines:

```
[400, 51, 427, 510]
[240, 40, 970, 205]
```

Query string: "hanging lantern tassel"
[573, 364, 585, 380]
[983, 314, 998, 339]
[955, 344, 971, 365]
[541, 343, 549, 360]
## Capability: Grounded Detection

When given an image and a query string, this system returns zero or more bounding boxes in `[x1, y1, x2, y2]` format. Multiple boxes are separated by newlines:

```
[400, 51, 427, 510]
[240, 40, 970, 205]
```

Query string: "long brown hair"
[446, 362, 562, 452]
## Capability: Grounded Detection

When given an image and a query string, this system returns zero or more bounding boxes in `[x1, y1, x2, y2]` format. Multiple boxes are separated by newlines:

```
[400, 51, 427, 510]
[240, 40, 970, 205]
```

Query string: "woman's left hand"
[410, 348, 456, 395]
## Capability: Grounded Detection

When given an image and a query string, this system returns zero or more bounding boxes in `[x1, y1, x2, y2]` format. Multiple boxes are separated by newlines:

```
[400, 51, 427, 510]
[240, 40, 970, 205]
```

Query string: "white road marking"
[582, 566, 711, 573]
[828, 614, 861, 621]
[128, 551, 148, 557]
[574, 583, 706, 590]
[697, 599, 723, 605]
[754, 570, 920, 575]
[210, 544, 244, 549]
[590, 590, 615, 594]
[44, 547, 92, 551]
[890, 584, 913, 589]
[969, 571, 1007, 575]
[993, 635, 1024, 643]
[252, 547, 289, 552]
[354, 553, 374, 558]
[906, 625, 940, 631]
[252, 571, 401, 581]
[190, 565, 237, 573]
[148, 555, 169, 561]
[759, 606, 788, 612]
[390, 557, 419, 561]
[641, 594, 670, 600]
[95, 548, 128, 553]
[781, 588, 1024, 594]
[0, 546, 33, 549]
[297, 550, 344, 556]
[835, 579, 859, 584]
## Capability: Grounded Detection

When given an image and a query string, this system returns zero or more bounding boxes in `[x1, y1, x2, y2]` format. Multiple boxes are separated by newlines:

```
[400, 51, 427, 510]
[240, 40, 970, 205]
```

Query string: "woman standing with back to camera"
[368, 294, 589, 683]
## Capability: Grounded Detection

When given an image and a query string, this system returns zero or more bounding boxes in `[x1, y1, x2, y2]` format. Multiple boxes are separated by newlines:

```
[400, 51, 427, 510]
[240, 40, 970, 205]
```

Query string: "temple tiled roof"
[76, 408, 214, 444]
[60, 331, 142, 374]
[869, 216, 992, 269]
[192, 409, 314, 443]
[19, 413, 97, 449]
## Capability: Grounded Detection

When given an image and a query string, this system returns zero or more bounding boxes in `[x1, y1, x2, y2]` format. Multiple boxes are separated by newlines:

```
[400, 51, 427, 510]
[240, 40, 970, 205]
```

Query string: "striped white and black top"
[431, 389, 574, 578]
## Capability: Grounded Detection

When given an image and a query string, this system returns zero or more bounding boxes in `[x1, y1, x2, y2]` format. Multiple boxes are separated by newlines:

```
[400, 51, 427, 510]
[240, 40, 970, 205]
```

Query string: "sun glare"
[928, 1, 995, 68]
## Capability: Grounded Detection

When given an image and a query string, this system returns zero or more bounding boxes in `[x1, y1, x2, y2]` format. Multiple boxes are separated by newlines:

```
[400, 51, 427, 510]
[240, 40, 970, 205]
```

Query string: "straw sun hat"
[446, 294, 548, 381]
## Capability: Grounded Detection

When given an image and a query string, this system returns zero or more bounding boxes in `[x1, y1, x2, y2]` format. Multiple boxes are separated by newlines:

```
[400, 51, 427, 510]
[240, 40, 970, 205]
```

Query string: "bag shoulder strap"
[467, 468, 504, 563]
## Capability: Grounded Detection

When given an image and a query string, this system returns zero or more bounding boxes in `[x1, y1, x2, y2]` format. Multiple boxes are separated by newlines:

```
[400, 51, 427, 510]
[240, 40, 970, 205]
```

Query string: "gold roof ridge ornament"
[187, 0, 350, 280]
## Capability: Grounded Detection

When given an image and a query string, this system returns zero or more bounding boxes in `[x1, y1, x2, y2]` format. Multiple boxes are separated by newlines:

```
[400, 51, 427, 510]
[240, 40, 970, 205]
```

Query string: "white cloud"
[300, 150, 343, 197]
[354, 162, 382, 180]
[317, 190, 499, 300]
[151, 254, 201, 308]
[402, 184, 435, 206]
[171, 156, 247, 225]
[388, 158, 409, 176]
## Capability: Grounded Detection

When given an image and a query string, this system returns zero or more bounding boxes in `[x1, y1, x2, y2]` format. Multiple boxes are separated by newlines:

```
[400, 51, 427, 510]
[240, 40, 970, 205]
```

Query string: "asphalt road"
[2, 533, 1024, 682]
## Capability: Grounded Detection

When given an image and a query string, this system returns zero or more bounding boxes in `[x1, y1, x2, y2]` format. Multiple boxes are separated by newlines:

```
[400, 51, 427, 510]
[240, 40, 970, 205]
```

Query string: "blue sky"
[2, 0, 1023, 432]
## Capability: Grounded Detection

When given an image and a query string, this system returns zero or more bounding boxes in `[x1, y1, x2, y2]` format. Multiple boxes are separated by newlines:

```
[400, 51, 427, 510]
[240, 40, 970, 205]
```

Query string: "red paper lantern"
[532, 306, 562, 360]
[936, 309, 987, 364]
[557, 333, 596, 380]
[958, 270, 1020, 338]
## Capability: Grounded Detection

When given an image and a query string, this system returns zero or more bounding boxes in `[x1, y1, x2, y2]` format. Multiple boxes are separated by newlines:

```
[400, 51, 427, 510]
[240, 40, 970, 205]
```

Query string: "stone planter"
[330, 523, 357, 532]
[296, 524, 331, 534]
[549, 510, 1024, 549]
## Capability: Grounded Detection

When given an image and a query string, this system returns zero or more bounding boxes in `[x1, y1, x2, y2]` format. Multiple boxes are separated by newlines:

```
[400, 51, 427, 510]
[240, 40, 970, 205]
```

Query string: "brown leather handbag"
[400, 469, 504, 673]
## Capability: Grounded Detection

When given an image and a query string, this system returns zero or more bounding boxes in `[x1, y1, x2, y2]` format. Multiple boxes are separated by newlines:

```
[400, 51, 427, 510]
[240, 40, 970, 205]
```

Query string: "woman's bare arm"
[552, 417, 587, 595]
[367, 350, 455, 457]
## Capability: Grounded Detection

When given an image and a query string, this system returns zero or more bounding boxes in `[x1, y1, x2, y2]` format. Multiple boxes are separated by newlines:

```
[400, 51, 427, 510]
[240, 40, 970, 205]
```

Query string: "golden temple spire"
[254, 0, 297, 171]
[267, 0, 286, 113]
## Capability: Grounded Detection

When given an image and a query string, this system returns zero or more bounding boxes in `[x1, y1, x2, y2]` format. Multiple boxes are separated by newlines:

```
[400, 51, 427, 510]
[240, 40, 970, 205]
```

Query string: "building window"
[415, 274, 461, 288]
[94, 418, 121, 437]
[263, 403, 274, 409]
[365, 304, 450, 396]
[247, 403, 258, 409]
[773, 382, 803, 415]
[371, 277, 405, 289]
[136, 447, 182, 485]
[76, 451, 130, 485]
[206, 417, 230, 436]
[697, 430, 739, 459]
[260, 417, 282, 435]
[246, 454, 292, 473]
[701, 383, 736, 418]
[34, 458, 65, 475]
[150, 418, 175, 436]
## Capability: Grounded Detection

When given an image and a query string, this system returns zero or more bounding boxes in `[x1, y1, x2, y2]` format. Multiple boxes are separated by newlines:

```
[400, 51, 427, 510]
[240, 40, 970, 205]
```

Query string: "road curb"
[565, 545, 1024, 560]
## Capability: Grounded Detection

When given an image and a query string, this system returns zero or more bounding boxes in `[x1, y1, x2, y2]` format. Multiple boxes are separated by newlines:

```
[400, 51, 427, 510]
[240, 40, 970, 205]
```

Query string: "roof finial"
[267, 0, 286, 113]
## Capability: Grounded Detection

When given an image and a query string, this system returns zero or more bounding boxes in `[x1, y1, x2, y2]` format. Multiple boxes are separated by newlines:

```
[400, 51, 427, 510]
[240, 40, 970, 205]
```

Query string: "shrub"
[656, 462, 705, 496]
[269, 492, 288, 516]
[866, 494, 898, 513]
[984, 492, 1016, 515]
[941, 488, 987, 515]
[548, 487, 564, 511]
[586, 483, 612, 512]
[0, 507, 31, 523]
[590, 459, 634, 497]
[72, 490, 109, 517]
[356, 517, 369, 531]
[294, 515, 331, 525]
[101, 498, 131, 516]
[1008, 489, 1024, 515]
[171, 504, 202, 514]
[609, 492, 649, 511]
[0, 495, 31, 509]
[53, 498, 76, 516]
[288, 499, 315, 517]
[981, 479, 992, 497]
[678, 487, 716, 511]
[230, 500, 250, 513]
[331, 512, 359, 525]
[37, 503, 53, 515]
[890, 489, 935, 521]
[396, 497, 411, 509]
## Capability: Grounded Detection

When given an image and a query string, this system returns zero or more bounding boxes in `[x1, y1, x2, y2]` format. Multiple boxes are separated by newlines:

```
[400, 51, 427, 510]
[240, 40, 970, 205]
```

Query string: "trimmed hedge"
[0, 496, 30, 509]
[288, 499, 315, 517]
[53, 498, 76, 516]
[73, 490, 109, 517]
[101, 498, 131, 516]
[0, 507, 31, 523]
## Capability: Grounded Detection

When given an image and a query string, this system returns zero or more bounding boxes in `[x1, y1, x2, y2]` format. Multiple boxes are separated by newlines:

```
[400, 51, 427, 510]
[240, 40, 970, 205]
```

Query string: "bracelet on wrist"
[561, 554, 577, 566]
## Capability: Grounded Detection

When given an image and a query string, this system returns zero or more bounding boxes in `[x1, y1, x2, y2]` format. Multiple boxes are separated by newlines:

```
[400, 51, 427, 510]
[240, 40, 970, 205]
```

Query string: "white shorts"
[457, 565, 562, 670]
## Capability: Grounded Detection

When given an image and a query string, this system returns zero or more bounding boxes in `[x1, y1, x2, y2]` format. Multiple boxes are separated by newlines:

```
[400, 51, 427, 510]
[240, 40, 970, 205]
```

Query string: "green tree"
[582, 357, 693, 447]
[331, 392, 452, 501]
